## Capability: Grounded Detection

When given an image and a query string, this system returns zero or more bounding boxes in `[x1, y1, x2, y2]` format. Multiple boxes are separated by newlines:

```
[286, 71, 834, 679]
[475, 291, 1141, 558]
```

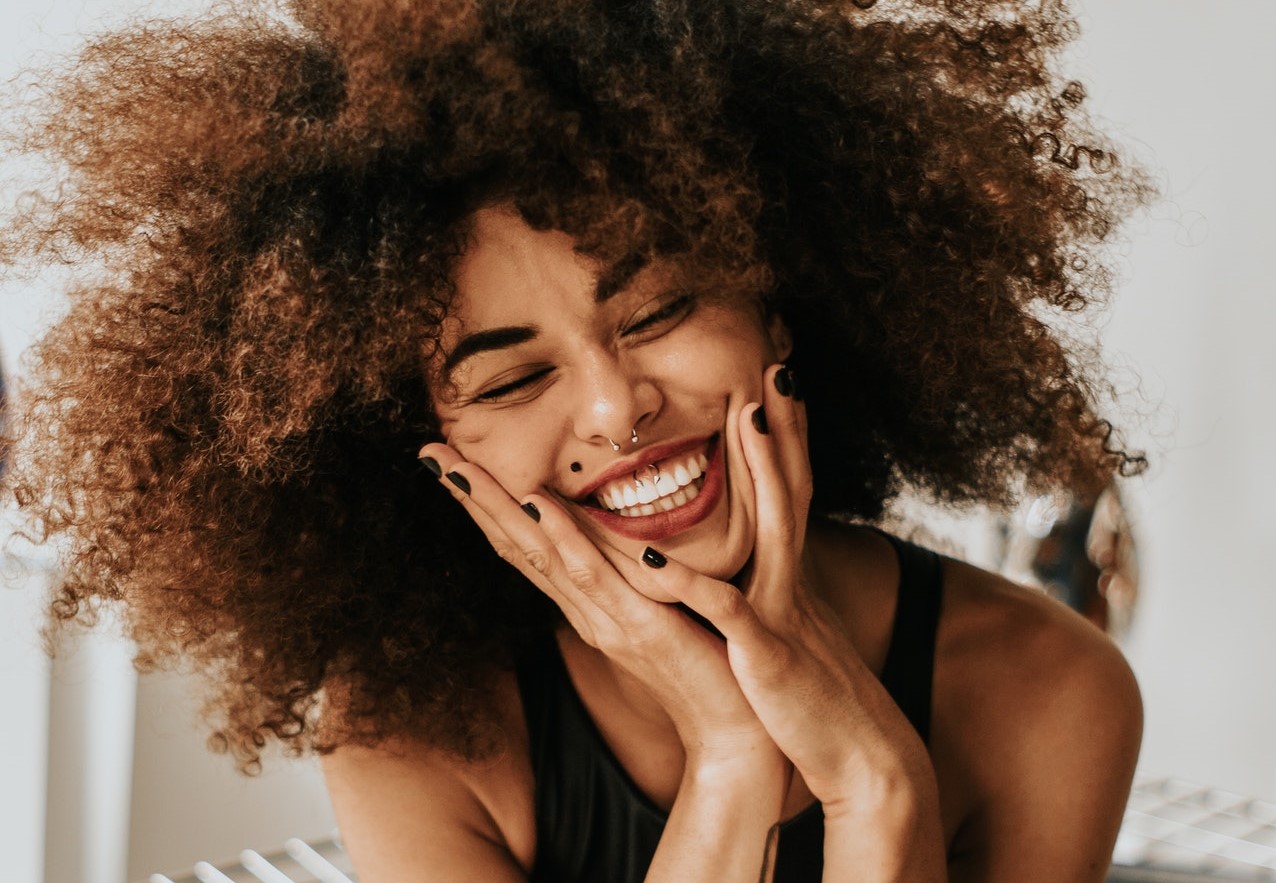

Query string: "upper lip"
[572, 434, 715, 503]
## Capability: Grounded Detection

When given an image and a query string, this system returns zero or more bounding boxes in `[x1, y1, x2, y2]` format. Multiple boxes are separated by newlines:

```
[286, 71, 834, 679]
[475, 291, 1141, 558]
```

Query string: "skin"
[322, 206, 1143, 883]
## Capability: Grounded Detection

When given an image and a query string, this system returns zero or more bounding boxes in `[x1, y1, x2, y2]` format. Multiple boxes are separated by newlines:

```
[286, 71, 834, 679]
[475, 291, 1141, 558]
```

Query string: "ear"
[765, 310, 793, 362]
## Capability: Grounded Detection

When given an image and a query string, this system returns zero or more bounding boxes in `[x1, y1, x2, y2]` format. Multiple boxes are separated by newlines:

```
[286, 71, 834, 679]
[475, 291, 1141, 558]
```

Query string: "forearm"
[821, 771, 947, 883]
[645, 757, 788, 883]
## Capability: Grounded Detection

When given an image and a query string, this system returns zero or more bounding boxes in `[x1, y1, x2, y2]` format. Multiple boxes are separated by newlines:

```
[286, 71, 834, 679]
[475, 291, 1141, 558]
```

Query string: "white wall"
[0, 541, 54, 883]
[1073, 0, 1276, 799]
[1, 4, 336, 883]
[1, 2, 1275, 882]
[126, 670, 337, 881]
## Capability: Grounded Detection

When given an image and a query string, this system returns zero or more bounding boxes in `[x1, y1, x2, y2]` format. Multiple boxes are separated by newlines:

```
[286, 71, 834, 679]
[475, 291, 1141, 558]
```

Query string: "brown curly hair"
[1, 0, 1148, 768]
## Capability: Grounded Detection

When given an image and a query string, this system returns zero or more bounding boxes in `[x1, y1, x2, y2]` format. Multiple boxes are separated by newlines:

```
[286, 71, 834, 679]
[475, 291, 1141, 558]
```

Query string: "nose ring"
[606, 428, 639, 452]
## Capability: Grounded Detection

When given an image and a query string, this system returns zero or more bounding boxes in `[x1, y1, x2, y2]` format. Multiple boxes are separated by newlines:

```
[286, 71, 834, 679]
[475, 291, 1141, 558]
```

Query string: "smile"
[578, 436, 725, 542]
[593, 450, 710, 517]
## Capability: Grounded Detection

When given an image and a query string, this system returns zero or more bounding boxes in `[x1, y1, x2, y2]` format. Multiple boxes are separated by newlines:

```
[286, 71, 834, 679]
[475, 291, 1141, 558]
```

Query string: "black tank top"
[515, 532, 944, 882]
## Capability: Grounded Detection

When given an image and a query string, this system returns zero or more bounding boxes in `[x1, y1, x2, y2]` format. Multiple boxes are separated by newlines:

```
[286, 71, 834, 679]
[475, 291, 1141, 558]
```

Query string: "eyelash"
[473, 366, 554, 402]
[623, 292, 696, 335]
[472, 293, 697, 404]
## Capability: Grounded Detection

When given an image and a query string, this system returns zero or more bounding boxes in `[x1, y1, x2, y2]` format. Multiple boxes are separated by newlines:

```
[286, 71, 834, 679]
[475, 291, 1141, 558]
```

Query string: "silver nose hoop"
[607, 428, 639, 452]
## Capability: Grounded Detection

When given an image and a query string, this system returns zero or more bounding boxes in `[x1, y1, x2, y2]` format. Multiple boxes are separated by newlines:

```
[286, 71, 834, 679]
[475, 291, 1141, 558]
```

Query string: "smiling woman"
[1, 1, 1148, 881]
[431, 206, 789, 568]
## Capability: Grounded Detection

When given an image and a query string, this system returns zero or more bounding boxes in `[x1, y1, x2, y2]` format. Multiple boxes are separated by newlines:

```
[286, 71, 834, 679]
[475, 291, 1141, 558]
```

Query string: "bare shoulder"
[933, 556, 1142, 758]
[320, 669, 536, 881]
[931, 557, 1142, 880]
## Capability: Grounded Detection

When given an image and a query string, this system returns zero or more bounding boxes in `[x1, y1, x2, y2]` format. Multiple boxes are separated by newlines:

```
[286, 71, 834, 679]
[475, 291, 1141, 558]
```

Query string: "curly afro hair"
[1, 0, 1148, 767]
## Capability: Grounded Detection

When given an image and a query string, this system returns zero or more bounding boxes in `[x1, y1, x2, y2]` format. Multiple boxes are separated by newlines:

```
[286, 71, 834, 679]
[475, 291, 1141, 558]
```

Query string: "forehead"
[449, 206, 596, 326]
[445, 205, 666, 333]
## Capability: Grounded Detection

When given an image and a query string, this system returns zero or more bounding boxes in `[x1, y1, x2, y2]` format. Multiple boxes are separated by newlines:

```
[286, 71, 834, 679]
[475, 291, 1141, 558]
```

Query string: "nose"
[570, 348, 660, 448]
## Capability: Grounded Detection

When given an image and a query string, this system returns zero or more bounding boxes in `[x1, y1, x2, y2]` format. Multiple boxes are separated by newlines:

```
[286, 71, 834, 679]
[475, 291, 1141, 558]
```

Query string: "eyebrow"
[443, 254, 650, 375]
[442, 325, 539, 375]
[593, 252, 649, 303]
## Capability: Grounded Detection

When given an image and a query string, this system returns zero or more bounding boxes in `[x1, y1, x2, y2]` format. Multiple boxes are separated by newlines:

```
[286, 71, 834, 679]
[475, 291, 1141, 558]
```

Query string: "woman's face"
[432, 205, 790, 582]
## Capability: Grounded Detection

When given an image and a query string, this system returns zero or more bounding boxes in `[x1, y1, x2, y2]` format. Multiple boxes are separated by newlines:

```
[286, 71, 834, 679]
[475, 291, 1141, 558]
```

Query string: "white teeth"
[593, 447, 713, 516]
[606, 472, 708, 517]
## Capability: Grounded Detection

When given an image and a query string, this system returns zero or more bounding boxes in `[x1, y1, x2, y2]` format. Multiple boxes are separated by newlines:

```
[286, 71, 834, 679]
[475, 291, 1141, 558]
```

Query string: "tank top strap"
[875, 531, 945, 744]
[515, 628, 667, 881]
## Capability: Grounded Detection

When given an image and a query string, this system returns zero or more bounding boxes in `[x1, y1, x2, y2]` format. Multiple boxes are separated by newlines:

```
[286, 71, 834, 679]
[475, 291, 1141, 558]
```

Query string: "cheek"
[447, 423, 551, 497]
[664, 308, 777, 386]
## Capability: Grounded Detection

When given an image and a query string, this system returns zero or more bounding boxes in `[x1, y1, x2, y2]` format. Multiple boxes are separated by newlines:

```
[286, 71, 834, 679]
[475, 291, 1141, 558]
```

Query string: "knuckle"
[567, 619, 600, 649]
[778, 604, 806, 635]
[626, 614, 664, 649]
[524, 547, 554, 575]
[592, 623, 628, 656]
[489, 540, 518, 565]
[564, 564, 600, 592]
[712, 586, 747, 620]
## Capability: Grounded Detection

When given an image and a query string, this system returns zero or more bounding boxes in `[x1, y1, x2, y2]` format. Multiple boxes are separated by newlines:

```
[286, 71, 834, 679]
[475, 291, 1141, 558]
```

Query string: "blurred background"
[2, 1, 1273, 880]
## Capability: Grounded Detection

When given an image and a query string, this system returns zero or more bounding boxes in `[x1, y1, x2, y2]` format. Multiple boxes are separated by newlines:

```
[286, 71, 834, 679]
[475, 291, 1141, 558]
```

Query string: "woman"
[2, 0, 1147, 879]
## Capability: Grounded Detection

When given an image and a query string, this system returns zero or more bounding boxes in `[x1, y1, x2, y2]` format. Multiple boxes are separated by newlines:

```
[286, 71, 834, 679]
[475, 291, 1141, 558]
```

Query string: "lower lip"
[581, 437, 725, 542]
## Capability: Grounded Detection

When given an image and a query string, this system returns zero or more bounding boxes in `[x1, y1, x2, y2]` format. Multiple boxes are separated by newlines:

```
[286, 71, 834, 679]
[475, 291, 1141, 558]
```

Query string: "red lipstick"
[578, 437, 725, 542]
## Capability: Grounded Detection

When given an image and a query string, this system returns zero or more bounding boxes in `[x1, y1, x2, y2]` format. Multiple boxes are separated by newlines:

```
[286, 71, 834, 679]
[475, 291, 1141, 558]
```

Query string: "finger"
[418, 443, 589, 630]
[428, 447, 668, 649]
[633, 545, 776, 648]
[765, 363, 813, 521]
[520, 491, 657, 628]
[421, 445, 660, 635]
[738, 400, 803, 620]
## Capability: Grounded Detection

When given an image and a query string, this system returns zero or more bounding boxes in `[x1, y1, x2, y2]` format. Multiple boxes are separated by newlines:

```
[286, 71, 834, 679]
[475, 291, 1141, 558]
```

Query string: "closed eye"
[473, 366, 554, 403]
[623, 292, 696, 336]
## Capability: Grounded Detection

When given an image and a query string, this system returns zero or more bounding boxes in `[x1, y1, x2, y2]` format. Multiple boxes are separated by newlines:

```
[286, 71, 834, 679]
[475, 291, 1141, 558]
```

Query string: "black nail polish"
[521, 502, 541, 522]
[751, 406, 769, 435]
[642, 547, 667, 568]
[570, 462, 582, 473]
[420, 456, 442, 477]
[774, 367, 794, 397]
[445, 471, 471, 494]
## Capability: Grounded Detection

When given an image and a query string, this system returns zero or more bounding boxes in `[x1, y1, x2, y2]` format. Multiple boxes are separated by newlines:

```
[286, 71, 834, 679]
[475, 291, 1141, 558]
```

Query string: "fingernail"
[420, 455, 442, 477]
[774, 367, 794, 397]
[445, 471, 470, 494]
[521, 502, 541, 522]
[751, 405, 769, 435]
[642, 547, 667, 568]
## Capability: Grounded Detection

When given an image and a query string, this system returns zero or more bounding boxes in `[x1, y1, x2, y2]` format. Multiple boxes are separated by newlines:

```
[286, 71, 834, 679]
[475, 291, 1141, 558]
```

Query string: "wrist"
[819, 759, 946, 881]
[683, 743, 792, 799]
[818, 749, 938, 828]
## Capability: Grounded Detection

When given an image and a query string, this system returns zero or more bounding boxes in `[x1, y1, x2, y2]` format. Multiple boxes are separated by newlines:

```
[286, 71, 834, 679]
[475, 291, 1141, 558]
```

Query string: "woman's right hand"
[419, 443, 789, 777]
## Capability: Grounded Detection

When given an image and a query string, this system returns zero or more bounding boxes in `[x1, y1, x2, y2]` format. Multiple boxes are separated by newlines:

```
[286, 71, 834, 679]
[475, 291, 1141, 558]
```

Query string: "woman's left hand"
[642, 364, 937, 822]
